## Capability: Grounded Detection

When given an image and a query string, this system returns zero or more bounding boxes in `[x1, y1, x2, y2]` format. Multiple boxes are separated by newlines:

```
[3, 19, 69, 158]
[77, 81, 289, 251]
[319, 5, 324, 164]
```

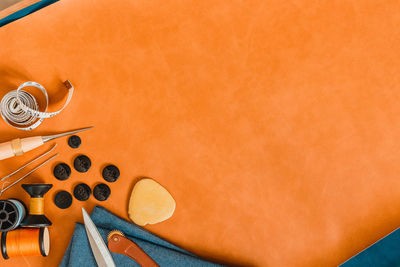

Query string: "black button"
[73, 183, 91, 201]
[68, 135, 81, 149]
[53, 163, 71, 181]
[93, 183, 111, 201]
[102, 165, 120, 182]
[54, 191, 72, 209]
[73, 155, 91, 173]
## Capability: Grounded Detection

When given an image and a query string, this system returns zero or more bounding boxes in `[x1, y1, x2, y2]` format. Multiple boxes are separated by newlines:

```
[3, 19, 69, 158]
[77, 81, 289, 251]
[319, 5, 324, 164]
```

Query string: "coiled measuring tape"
[0, 80, 74, 131]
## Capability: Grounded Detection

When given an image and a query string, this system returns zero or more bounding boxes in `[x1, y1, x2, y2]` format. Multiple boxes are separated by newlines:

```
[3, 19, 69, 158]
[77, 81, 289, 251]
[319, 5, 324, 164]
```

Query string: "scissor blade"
[82, 208, 116, 267]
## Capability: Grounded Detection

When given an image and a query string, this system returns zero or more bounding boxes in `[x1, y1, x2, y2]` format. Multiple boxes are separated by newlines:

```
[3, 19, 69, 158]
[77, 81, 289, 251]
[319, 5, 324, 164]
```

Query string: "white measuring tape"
[0, 80, 74, 131]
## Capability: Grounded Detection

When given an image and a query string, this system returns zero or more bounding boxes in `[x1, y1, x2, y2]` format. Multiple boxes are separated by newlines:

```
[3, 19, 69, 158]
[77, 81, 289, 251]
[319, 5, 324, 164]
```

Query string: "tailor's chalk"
[128, 178, 175, 226]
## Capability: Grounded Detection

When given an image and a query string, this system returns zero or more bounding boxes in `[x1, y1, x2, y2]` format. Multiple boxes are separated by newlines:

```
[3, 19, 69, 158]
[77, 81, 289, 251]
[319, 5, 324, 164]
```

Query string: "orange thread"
[5, 228, 44, 258]
[29, 198, 43, 215]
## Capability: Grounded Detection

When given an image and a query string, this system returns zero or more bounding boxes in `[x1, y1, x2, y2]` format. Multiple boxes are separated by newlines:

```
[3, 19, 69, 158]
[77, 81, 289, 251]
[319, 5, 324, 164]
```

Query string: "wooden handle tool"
[0, 127, 93, 160]
[107, 230, 159, 267]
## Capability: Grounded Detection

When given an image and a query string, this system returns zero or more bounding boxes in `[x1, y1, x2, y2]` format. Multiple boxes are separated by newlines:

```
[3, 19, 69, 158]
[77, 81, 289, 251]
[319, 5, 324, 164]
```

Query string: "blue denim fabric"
[0, 0, 58, 28]
[340, 228, 400, 267]
[60, 206, 223, 267]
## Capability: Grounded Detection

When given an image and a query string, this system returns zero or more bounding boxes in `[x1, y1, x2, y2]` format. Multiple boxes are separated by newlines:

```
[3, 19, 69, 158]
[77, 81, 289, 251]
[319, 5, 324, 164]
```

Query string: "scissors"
[82, 208, 116, 267]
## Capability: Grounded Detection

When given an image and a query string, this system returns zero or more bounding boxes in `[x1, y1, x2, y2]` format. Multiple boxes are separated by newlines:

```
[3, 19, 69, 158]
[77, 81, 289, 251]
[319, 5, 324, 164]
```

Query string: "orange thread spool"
[1, 227, 50, 259]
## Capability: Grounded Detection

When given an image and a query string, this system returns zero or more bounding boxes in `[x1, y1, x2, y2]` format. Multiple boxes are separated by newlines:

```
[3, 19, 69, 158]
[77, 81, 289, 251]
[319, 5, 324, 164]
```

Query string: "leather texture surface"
[0, 0, 400, 266]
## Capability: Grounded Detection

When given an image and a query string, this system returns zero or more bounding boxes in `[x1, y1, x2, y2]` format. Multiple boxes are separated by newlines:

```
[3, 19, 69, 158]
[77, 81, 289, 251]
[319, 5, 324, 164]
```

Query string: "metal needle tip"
[42, 126, 94, 143]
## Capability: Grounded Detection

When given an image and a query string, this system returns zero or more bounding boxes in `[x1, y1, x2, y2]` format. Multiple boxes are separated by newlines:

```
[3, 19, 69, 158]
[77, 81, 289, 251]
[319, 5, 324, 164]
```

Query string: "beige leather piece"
[129, 179, 175, 226]
[1, 0, 400, 266]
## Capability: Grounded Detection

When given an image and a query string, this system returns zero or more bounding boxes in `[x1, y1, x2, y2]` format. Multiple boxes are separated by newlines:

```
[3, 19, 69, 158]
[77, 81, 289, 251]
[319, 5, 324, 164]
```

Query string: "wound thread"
[0, 199, 26, 232]
[29, 198, 43, 215]
[1, 228, 49, 259]
[21, 184, 52, 227]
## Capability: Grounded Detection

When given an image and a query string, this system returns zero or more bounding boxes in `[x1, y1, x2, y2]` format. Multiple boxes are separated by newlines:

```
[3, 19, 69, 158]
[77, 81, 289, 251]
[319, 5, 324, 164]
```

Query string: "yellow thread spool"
[22, 184, 52, 227]
[29, 198, 44, 215]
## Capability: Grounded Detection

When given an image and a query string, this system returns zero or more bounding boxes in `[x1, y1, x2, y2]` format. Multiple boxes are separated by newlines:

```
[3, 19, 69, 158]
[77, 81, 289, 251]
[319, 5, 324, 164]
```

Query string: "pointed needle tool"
[42, 126, 94, 142]
[0, 126, 93, 161]
[1, 144, 57, 181]
[0, 153, 58, 195]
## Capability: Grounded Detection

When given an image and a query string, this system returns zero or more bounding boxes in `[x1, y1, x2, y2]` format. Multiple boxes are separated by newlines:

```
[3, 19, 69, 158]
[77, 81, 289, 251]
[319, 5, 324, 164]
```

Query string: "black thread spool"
[21, 184, 53, 227]
[0, 199, 26, 232]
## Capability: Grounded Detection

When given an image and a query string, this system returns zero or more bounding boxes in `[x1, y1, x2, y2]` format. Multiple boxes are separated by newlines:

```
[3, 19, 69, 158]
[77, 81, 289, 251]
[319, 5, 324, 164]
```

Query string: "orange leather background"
[1, 0, 400, 266]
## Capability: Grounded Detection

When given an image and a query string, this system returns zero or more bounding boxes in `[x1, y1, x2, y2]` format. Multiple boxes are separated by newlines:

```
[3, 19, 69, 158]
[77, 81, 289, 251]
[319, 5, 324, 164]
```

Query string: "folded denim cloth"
[60, 206, 223, 267]
[340, 227, 400, 267]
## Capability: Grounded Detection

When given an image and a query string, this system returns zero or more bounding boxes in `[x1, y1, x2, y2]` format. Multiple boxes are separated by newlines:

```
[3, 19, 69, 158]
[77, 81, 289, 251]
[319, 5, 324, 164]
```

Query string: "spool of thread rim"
[1, 227, 50, 259]
[21, 184, 52, 227]
[0, 199, 26, 232]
